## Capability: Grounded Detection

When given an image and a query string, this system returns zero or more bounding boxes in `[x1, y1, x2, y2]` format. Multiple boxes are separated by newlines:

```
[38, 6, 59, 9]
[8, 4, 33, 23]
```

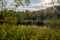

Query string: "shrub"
[44, 19, 60, 28]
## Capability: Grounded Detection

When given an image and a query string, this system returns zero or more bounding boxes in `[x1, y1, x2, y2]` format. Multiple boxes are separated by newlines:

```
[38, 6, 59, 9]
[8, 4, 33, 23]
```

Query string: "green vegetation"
[0, 6, 60, 40]
[0, 24, 60, 40]
[0, 0, 60, 40]
[0, 6, 60, 27]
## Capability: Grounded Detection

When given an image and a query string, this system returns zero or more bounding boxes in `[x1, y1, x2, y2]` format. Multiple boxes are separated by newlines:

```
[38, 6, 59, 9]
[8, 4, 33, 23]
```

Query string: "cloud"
[16, 0, 59, 11]
[0, 0, 59, 11]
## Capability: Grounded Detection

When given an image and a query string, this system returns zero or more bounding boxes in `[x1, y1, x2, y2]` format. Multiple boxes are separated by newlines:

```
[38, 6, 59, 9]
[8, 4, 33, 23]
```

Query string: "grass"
[0, 24, 60, 40]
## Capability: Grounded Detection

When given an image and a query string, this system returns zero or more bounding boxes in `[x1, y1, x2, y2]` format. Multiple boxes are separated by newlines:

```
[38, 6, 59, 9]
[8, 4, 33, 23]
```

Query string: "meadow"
[0, 24, 60, 40]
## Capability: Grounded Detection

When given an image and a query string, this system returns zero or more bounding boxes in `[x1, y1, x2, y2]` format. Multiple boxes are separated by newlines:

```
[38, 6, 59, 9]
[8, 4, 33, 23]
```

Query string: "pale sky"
[16, 0, 59, 11]
[0, 0, 59, 11]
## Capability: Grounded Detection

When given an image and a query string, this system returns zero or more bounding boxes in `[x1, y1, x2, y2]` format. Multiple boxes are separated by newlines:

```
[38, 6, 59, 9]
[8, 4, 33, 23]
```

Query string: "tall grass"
[0, 24, 60, 40]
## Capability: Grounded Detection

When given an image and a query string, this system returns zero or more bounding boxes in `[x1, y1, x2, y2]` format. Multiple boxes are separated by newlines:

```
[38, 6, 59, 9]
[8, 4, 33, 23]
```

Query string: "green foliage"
[0, 29, 7, 40]
[44, 18, 60, 28]
[14, 0, 30, 7]
[0, 6, 60, 26]
[16, 12, 25, 22]
[0, 1, 60, 40]
[4, 16, 17, 24]
[0, 7, 60, 40]
[0, 25, 60, 40]
[1, 10, 18, 25]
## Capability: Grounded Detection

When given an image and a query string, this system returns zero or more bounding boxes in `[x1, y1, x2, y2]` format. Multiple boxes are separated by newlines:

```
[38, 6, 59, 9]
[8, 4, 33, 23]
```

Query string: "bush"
[44, 19, 60, 28]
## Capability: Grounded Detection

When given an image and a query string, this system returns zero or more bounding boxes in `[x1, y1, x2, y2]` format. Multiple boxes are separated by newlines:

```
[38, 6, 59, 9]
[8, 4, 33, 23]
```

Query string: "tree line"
[0, 6, 60, 28]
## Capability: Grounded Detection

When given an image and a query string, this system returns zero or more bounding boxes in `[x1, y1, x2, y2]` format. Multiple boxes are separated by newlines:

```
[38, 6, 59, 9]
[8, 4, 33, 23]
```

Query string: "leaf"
[14, 0, 30, 7]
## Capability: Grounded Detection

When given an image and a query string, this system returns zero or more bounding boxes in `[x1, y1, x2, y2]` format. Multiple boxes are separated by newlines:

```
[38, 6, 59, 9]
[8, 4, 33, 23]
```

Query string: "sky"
[0, 0, 59, 11]
[16, 0, 59, 11]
